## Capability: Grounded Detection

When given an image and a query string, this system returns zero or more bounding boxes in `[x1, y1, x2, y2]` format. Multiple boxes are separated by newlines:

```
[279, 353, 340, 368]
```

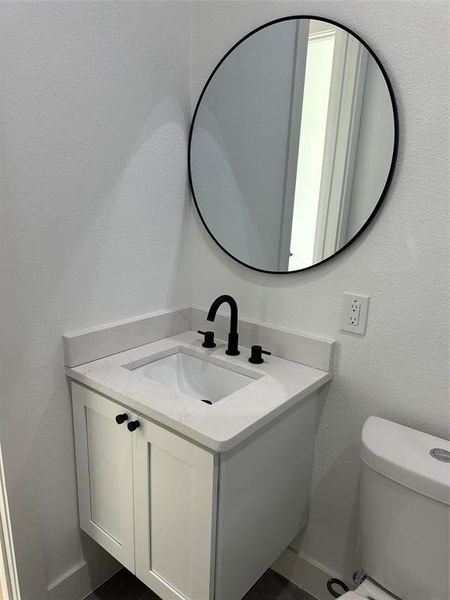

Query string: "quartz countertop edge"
[66, 331, 333, 452]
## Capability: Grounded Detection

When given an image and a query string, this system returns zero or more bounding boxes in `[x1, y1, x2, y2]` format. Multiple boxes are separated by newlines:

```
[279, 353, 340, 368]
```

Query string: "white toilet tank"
[359, 417, 450, 600]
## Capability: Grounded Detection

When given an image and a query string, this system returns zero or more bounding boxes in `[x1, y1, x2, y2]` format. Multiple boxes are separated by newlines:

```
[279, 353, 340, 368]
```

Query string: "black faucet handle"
[198, 330, 216, 348]
[248, 345, 271, 364]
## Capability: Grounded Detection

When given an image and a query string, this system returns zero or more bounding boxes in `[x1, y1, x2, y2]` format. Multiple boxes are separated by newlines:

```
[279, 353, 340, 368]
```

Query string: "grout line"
[136, 589, 153, 600]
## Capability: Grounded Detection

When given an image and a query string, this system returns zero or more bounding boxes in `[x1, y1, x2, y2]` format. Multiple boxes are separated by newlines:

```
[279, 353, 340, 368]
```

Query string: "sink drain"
[200, 399, 213, 405]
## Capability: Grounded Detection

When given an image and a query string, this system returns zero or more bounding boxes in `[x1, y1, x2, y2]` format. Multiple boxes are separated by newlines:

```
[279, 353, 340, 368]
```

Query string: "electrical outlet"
[348, 298, 361, 325]
[341, 293, 370, 335]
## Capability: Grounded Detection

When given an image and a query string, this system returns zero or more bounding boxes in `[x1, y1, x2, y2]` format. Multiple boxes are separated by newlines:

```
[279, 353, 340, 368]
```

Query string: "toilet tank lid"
[361, 417, 450, 506]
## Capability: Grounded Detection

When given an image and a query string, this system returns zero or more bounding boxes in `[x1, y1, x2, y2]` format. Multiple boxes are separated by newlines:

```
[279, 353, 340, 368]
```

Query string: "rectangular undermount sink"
[124, 349, 256, 403]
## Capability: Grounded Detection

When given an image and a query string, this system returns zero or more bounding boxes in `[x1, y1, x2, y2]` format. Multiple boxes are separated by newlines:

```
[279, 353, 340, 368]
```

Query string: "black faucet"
[207, 295, 240, 356]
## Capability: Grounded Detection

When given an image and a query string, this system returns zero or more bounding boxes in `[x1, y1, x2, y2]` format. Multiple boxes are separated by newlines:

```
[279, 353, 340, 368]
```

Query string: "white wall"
[189, 0, 449, 581]
[1, 0, 192, 589]
[1, 0, 449, 594]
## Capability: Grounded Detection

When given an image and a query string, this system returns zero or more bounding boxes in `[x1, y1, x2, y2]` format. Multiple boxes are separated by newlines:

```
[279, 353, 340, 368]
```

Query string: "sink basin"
[125, 349, 255, 403]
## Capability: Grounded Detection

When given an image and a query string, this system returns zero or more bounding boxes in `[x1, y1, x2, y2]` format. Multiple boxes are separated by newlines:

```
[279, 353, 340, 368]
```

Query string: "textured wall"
[1, 1, 192, 586]
[1, 0, 448, 592]
[189, 0, 450, 579]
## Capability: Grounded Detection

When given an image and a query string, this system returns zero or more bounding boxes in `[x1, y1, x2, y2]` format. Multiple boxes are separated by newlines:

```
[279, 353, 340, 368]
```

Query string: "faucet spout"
[206, 295, 239, 355]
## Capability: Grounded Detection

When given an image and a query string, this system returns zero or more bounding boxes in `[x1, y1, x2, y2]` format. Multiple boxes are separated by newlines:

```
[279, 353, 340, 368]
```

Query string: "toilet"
[340, 416, 450, 600]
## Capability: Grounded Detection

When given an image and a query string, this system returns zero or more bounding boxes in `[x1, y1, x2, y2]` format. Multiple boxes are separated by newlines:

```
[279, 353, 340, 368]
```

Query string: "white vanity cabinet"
[72, 380, 320, 600]
[72, 384, 136, 571]
[133, 411, 216, 600]
[72, 383, 217, 600]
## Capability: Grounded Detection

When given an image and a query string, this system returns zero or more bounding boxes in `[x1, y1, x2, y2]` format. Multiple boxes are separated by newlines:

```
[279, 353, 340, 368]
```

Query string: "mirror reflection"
[190, 17, 397, 273]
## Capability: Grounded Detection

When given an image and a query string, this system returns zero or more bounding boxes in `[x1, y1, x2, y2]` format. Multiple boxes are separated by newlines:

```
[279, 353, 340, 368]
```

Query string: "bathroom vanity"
[66, 317, 333, 600]
[64, 7, 400, 595]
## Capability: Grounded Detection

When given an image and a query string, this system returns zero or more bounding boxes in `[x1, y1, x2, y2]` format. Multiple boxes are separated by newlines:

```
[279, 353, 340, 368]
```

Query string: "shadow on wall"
[295, 442, 361, 582]
[3, 92, 191, 589]
[34, 96, 192, 585]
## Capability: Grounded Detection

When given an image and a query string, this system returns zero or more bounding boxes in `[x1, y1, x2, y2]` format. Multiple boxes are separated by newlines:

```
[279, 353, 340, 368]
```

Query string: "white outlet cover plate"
[341, 293, 370, 335]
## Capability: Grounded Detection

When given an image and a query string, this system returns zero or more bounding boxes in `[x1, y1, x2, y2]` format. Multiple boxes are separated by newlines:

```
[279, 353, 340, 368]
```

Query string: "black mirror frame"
[188, 15, 400, 275]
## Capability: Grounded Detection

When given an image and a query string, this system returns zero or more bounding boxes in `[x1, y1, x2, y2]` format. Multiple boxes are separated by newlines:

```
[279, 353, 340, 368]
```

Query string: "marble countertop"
[66, 331, 332, 452]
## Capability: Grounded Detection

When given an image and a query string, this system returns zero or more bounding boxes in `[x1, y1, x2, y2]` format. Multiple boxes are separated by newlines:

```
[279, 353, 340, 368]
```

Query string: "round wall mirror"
[189, 16, 399, 273]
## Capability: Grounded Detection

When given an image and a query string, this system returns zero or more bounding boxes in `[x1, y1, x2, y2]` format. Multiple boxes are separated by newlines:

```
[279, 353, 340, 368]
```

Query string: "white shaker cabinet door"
[133, 418, 217, 600]
[72, 384, 135, 571]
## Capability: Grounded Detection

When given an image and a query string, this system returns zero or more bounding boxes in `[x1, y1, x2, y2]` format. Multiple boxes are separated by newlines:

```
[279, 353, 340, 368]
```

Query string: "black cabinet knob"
[127, 420, 140, 432]
[198, 330, 216, 348]
[115, 413, 128, 425]
[248, 345, 271, 364]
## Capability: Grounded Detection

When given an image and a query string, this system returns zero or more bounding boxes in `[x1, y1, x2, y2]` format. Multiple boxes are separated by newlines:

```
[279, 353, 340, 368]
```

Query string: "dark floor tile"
[87, 567, 317, 600]
[244, 569, 316, 600]
[84, 569, 149, 600]
[139, 590, 162, 600]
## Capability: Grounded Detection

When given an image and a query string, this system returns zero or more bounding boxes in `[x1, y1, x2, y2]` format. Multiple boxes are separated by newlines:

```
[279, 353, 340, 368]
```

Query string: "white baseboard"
[272, 547, 341, 600]
[47, 547, 338, 600]
[47, 551, 121, 600]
